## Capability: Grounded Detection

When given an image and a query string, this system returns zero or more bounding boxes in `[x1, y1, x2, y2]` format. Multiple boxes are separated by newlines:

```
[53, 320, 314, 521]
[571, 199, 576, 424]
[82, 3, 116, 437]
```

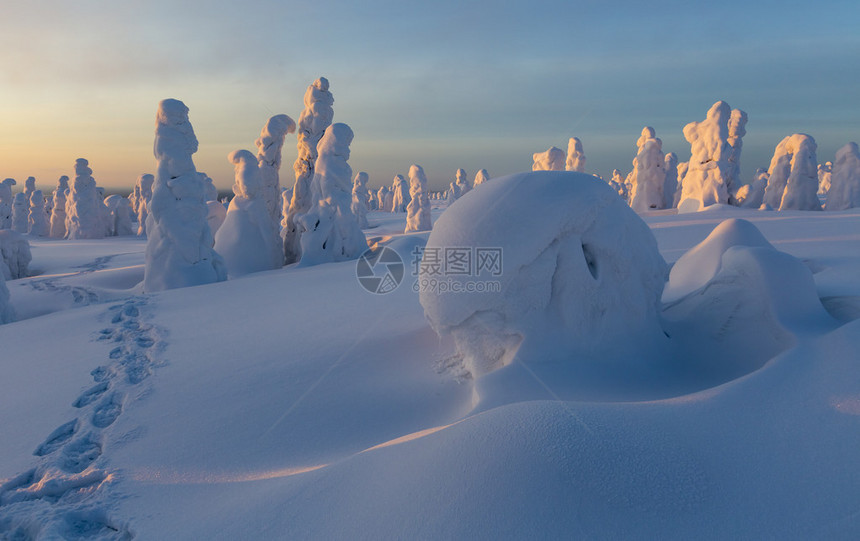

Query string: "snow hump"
[420, 171, 668, 377]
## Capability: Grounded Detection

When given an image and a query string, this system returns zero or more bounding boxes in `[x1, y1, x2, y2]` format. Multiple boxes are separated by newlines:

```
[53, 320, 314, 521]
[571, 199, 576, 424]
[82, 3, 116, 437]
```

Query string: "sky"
[0, 0, 858, 193]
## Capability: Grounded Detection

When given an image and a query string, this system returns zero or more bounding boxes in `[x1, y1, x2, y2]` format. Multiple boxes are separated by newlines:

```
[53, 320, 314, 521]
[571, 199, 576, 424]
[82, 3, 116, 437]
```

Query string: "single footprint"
[34, 420, 79, 457]
[61, 433, 102, 474]
[91, 394, 123, 429]
[73, 382, 110, 409]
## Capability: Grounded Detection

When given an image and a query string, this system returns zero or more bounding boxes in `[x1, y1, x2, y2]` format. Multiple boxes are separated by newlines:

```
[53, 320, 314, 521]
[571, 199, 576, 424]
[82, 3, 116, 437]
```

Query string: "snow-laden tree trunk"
[351, 172, 370, 229]
[214, 150, 284, 277]
[12, 193, 29, 234]
[532, 147, 565, 171]
[0, 179, 16, 230]
[28, 190, 49, 237]
[473, 169, 490, 186]
[392, 175, 410, 212]
[284, 78, 334, 264]
[826, 142, 860, 210]
[677, 101, 745, 212]
[143, 99, 226, 292]
[629, 134, 666, 212]
[256, 114, 296, 229]
[565, 137, 586, 172]
[135, 174, 155, 237]
[405, 164, 431, 233]
[49, 176, 69, 238]
[297, 123, 367, 266]
[763, 134, 821, 211]
[65, 159, 104, 239]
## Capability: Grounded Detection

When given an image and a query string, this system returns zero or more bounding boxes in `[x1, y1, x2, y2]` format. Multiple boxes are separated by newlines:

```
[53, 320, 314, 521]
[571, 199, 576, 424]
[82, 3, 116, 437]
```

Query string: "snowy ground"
[1, 205, 859, 539]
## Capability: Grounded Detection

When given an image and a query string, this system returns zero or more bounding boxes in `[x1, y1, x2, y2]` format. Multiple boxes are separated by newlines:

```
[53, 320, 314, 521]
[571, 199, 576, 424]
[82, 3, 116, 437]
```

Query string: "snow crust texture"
[420, 171, 668, 377]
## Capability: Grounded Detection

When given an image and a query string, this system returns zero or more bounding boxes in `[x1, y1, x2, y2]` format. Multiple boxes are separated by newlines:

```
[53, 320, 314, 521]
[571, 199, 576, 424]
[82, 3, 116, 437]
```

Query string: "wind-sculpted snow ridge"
[0, 296, 166, 539]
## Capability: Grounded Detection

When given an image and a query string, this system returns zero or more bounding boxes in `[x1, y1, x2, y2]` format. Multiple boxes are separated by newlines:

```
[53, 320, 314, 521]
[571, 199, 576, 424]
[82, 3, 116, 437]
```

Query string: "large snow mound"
[662, 218, 837, 378]
[420, 171, 668, 377]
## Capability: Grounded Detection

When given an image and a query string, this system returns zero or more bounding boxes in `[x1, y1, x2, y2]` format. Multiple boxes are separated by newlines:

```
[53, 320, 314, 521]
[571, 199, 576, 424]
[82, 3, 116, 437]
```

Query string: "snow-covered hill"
[1, 203, 859, 539]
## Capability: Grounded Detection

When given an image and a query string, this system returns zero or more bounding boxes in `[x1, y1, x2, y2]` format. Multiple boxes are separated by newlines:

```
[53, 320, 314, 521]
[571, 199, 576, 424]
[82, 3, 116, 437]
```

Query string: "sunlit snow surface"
[1, 204, 859, 539]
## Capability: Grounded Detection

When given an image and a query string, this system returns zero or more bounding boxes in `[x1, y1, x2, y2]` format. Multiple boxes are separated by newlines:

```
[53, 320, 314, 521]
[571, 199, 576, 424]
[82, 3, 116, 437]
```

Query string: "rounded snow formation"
[420, 171, 668, 377]
[662, 219, 836, 377]
[663, 218, 775, 304]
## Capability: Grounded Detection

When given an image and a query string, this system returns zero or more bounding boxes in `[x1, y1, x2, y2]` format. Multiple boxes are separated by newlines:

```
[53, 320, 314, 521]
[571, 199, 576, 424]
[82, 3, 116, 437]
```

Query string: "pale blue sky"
[0, 0, 857, 191]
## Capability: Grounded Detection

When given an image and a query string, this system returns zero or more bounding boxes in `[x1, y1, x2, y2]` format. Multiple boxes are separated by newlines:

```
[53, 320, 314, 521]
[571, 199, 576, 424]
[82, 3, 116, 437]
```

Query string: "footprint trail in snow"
[0, 296, 166, 540]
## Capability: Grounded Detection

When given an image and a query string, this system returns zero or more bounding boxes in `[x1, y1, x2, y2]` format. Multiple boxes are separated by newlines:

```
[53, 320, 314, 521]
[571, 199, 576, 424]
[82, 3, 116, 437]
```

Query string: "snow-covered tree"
[377, 186, 391, 212]
[445, 179, 461, 205]
[677, 101, 746, 212]
[405, 164, 431, 233]
[629, 129, 666, 212]
[28, 190, 49, 237]
[96, 187, 112, 236]
[351, 172, 370, 229]
[565, 137, 586, 172]
[135, 174, 155, 236]
[143, 98, 226, 292]
[279, 187, 293, 232]
[826, 142, 860, 210]
[607, 169, 628, 201]
[104, 195, 134, 236]
[256, 114, 296, 228]
[296, 123, 367, 266]
[49, 176, 69, 238]
[532, 146, 565, 171]
[199, 172, 218, 202]
[0, 179, 16, 229]
[214, 149, 283, 276]
[473, 169, 490, 186]
[0, 229, 31, 280]
[727, 108, 748, 203]
[392, 174, 410, 212]
[65, 159, 104, 239]
[455, 168, 471, 196]
[818, 161, 833, 196]
[12, 193, 29, 233]
[674, 162, 688, 207]
[23, 176, 36, 199]
[763, 133, 821, 211]
[736, 168, 769, 209]
[663, 152, 679, 209]
[284, 77, 335, 264]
